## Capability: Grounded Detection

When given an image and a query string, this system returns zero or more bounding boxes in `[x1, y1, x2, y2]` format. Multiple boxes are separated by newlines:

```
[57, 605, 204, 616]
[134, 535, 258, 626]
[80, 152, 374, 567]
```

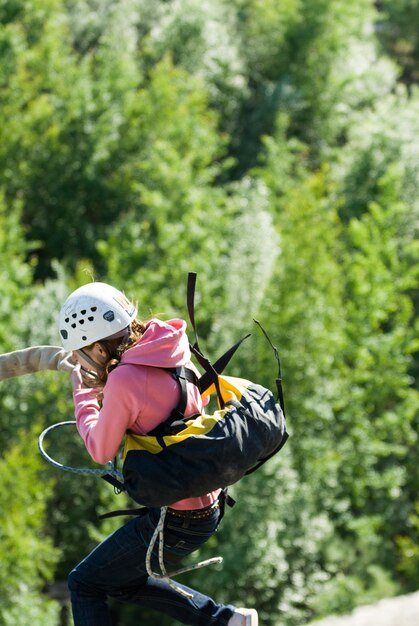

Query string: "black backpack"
[104, 273, 289, 508]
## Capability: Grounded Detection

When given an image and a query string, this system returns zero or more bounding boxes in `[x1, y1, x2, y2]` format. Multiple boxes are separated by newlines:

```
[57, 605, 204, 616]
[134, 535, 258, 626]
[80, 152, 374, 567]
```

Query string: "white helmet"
[58, 282, 137, 351]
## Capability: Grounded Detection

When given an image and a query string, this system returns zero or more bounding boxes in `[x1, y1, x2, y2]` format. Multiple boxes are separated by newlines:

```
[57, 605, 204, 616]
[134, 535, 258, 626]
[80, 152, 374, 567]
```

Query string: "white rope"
[40, 423, 223, 597]
[145, 507, 223, 599]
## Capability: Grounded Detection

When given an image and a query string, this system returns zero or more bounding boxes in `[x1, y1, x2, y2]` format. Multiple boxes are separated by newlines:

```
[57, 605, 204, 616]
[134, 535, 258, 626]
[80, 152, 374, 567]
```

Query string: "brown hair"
[88, 319, 147, 388]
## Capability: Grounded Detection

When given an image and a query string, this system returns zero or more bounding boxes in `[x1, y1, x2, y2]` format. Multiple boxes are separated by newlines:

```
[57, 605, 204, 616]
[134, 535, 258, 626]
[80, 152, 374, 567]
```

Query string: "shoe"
[228, 608, 258, 626]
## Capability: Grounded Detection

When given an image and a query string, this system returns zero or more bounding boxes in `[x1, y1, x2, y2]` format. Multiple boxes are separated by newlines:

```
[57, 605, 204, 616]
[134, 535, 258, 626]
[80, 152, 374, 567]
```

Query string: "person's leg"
[126, 576, 235, 626]
[68, 507, 235, 626]
[68, 514, 145, 626]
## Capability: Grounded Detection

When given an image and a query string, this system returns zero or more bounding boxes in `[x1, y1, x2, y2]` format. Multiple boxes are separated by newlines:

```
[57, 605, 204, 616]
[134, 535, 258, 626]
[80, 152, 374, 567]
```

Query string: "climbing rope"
[39, 421, 222, 597]
[145, 506, 223, 598]
[38, 421, 123, 480]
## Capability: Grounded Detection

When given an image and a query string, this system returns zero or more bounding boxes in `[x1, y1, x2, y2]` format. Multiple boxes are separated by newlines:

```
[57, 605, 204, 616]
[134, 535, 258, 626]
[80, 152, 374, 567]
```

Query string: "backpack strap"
[169, 366, 197, 420]
[197, 334, 250, 394]
[186, 272, 251, 405]
[146, 365, 199, 439]
[187, 273, 224, 406]
[187, 275, 285, 417]
[101, 471, 126, 492]
[187, 272, 200, 351]
[253, 319, 286, 418]
[102, 366, 199, 487]
[244, 431, 289, 476]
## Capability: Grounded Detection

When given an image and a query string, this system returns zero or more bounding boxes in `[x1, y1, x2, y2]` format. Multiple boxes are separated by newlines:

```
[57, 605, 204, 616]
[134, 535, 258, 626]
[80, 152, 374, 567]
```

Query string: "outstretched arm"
[0, 345, 75, 380]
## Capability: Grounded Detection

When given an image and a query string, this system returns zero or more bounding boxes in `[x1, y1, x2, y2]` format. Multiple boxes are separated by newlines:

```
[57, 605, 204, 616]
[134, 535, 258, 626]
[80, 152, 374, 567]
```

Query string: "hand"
[71, 364, 84, 390]
[71, 363, 102, 390]
[57, 351, 77, 373]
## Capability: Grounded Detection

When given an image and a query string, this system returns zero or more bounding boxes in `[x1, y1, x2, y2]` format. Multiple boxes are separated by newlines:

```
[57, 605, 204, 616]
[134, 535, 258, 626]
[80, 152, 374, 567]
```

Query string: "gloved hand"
[0, 345, 75, 381]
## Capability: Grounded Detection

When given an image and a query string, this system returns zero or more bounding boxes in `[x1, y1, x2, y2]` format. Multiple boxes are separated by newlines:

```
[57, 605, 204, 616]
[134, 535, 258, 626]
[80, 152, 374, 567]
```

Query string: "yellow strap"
[123, 376, 252, 460]
[202, 374, 251, 403]
[123, 408, 229, 458]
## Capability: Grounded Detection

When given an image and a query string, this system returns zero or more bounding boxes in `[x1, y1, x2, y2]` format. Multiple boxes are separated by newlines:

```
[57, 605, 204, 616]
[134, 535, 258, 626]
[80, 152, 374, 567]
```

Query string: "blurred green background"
[0, 0, 418, 624]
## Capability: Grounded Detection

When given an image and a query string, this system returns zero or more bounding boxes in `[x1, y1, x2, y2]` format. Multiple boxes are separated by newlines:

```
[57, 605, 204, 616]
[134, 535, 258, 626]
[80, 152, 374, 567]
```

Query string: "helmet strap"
[76, 349, 104, 373]
[75, 326, 131, 373]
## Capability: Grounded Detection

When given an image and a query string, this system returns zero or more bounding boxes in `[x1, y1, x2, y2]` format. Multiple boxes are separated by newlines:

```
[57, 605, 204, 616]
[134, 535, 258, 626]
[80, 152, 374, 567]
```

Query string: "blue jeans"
[68, 506, 235, 625]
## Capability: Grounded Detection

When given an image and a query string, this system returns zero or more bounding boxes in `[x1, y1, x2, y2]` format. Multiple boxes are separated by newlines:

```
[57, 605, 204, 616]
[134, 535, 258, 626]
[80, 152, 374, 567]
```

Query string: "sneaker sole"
[245, 609, 258, 626]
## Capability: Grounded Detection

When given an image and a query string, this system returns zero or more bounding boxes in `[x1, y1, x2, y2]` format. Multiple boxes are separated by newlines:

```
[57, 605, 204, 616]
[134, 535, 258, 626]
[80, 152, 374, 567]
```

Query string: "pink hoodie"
[72, 318, 220, 510]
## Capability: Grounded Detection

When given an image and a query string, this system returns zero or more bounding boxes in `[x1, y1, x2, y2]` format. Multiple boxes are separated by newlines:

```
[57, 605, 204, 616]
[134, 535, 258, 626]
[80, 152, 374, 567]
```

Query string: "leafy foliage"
[376, 0, 419, 85]
[0, 193, 34, 350]
[0, 428, 60, 625]
[0, 1, 418, 625]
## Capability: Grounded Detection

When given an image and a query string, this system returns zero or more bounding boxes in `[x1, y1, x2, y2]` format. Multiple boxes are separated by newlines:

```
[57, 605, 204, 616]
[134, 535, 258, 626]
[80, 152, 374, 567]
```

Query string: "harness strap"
[99, 506, 148, 520]
[186, 273, 223, 406]
[243, 319, 288, 476]
[101, 472, 126, 492]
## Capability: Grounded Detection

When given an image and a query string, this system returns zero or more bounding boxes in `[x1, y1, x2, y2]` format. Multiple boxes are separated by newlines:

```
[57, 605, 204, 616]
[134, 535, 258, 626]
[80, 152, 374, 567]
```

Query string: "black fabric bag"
[103, 272, 289, 508]
[122, 374, 288, 507]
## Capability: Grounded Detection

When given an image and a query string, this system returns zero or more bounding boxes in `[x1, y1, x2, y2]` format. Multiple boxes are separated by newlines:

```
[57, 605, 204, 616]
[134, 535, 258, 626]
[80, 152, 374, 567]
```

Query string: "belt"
[167, 500, 220, 520]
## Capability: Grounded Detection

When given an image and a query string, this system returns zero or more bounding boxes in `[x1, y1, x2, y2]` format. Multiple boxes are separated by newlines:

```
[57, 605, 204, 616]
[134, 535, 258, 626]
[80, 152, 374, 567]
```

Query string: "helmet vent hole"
[79, 320, 84, 325]
[81, 310, 86, 315]
[91, 307, 97, 312]
[65, 317, 69, 323]
[82, 336, 87, 341]
[88, 316, 94, 321]
[71, 323, 76, 328]
[72, 313, 77, 318]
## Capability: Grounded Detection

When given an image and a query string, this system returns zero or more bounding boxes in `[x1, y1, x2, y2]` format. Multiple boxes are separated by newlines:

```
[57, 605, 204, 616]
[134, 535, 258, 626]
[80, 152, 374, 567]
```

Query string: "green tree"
[237, 117, 418, 618]
[335, 169, 419, 572]
[0, 0, 142, 277]
[0, 193, 34, 351]
[96, 54, 233, 324]
[181, 121, 348, 626]
[1, 3, 418, 625]
[144, 0, 247, 130]
[0, 273, 112, 579]
[0, 428, 60, 625]
[225, 0, 396, 172]
[333, 86, 419, 222]
[376, 0, 419, 86]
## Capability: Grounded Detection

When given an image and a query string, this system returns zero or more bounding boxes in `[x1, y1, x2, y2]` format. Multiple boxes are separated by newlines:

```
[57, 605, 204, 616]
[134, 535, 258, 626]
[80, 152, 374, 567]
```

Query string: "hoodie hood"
[120, 318, 191, 369]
